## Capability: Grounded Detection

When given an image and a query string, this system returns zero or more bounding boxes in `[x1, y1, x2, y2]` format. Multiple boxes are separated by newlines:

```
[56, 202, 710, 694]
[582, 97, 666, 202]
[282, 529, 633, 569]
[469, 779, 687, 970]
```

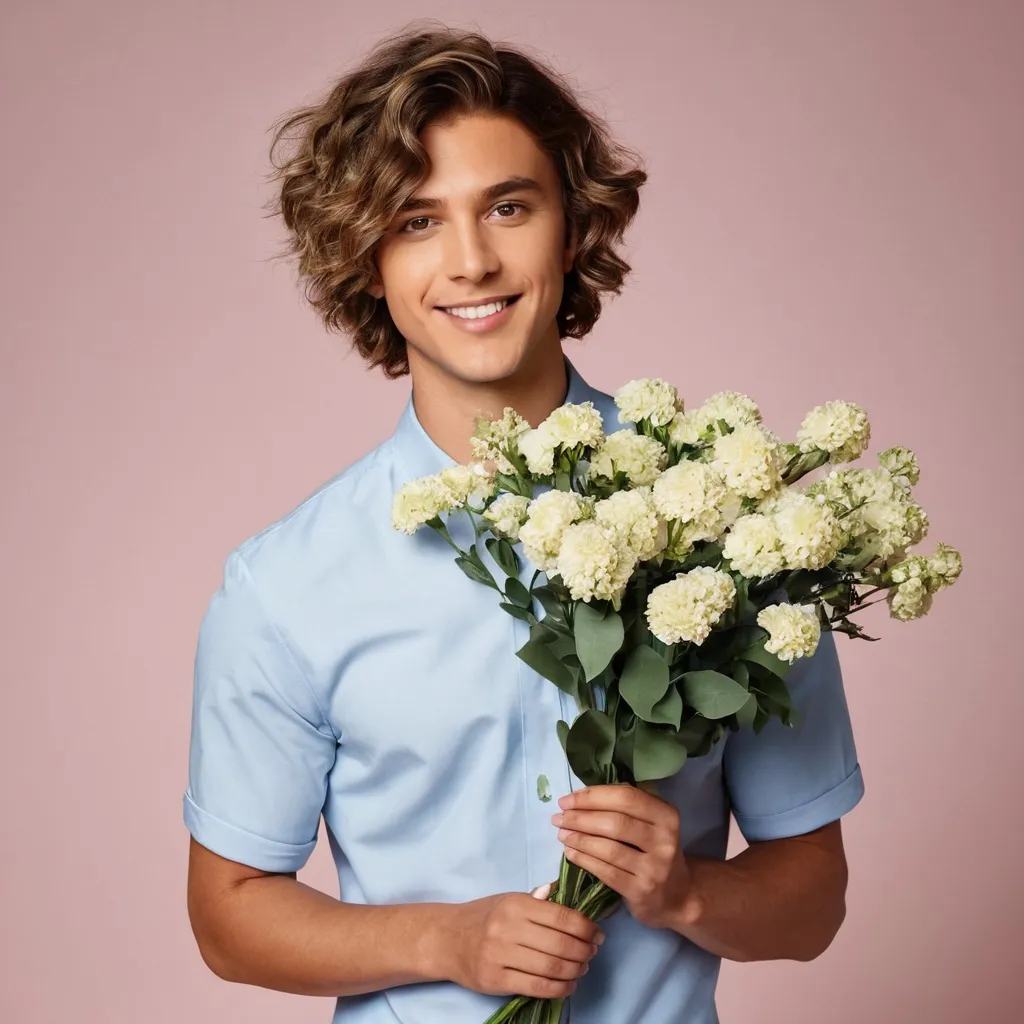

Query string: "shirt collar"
[391, 353, 607, 478]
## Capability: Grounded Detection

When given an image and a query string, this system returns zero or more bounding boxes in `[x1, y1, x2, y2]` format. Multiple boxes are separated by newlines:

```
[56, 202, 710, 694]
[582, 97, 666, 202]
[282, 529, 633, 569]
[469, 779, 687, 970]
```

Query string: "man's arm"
[672, 819, 848, 962]
[187, 837, 603, 1000]
[187, 837, 448, 995]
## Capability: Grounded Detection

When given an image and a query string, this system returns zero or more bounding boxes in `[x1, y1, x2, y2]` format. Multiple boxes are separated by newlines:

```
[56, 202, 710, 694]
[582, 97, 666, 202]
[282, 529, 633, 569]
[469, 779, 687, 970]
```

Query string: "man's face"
[369, 112, 577, 385]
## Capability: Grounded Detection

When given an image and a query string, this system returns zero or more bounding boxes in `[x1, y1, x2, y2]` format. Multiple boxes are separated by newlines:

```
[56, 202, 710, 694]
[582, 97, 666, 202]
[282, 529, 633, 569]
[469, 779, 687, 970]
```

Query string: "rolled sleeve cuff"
[182, 791, 317, 873]
[733, 763, 866, 842]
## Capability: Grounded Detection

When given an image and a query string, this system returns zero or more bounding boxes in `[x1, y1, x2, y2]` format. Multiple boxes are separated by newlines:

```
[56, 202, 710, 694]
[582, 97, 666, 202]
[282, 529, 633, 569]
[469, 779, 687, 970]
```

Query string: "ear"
[563, 219, 579, 274]
[366, 280, 385, 300]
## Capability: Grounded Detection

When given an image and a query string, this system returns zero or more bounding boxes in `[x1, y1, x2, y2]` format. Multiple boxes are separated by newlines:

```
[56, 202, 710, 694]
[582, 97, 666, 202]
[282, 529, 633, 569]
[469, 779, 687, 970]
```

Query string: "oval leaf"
[632, 720, 689, 782]
[681, 670, 751, 719]
[573, 601, 625, 683]
[619, 645, 671, 720]
[516, 639, 576, 694]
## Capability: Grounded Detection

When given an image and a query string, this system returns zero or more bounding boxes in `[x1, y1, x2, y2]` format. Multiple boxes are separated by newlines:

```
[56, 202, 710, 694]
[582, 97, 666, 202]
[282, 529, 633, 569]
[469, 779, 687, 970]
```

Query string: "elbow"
[794, 894, 848, 962]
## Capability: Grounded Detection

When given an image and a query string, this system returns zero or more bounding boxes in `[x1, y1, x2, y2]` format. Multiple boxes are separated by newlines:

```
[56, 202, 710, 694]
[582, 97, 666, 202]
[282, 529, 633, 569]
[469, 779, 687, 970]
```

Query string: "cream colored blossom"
[543, 401, 604, 449]
[697, 391, 762, 431]
[439, 462, 496, 507]
[483, 493, 531, 541]
[556, 520, 635, 603]
[519, 490, 593, 571]
[518, 425, 557, 476]
[667, 410, 705, 447]
[391, 475, 455, 534]
[615, 377, 681, 427]
[589, 430, 668, 486]
[773, 493, 845, 570]
[878, 446, 920, 492]
[710, 423, 785, 499]
[927, 543, 963, 589]
[645, 566, 736, 645]
[888, 577, 933, 620]
[652, 462, 728, 529]
[594, 487, 668, 561]
[757, 603, 821, 662]
[797, 400, 871, 463]
[723, 514, 785, 578]
[470, 407, 532, 474]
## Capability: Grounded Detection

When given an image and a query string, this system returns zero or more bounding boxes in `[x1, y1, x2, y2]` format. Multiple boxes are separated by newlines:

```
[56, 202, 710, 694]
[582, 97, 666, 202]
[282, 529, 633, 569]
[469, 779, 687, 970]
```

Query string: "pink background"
[2, 2, 1021, 1021]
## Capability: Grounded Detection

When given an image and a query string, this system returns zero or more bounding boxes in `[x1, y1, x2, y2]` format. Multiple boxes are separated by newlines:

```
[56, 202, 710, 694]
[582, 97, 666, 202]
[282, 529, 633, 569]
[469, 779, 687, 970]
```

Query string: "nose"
[442, 215, 500, 282]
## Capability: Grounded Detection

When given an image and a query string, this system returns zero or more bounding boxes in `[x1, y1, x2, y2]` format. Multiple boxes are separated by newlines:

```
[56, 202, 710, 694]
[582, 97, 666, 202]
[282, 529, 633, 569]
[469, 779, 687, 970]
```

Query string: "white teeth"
[444, 298, 511, 319]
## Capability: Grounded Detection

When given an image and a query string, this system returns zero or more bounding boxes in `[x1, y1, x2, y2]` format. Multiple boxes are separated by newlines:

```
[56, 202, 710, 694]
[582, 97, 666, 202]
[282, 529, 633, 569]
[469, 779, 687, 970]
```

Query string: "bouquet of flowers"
[391, 377, 962, 1024]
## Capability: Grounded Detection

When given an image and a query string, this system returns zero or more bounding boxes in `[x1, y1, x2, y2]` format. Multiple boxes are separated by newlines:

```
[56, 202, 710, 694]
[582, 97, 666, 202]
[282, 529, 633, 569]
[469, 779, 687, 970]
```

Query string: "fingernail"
[596, 931, 606, 945]
[582, 962, 589, 974]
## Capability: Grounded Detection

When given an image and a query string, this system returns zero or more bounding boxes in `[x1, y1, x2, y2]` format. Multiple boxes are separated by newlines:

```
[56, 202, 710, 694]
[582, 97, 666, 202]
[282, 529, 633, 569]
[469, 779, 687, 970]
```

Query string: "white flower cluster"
[614, 377, 682, 427]
[518, 490, 594, 572]
[545, 488, 669, 604]
[471, 407, 531, 474]
[667, 391, 761, 447]
[709, 423, 785, 500]
[807, 466, 928, 562]
[878, 446, 920, 492]
[757, 603, 821, 662]
[797, 400, 871, 463]
[885, 543, 963, 620]
[646, 566, 736, 645]
[652, 462, 741, 559]
[722, 513, 785, 577]
[391, 463, 496, 534]
[518, 401, 605, 477]
[482, 493, 531, 541]
[589, 430, 668, 486]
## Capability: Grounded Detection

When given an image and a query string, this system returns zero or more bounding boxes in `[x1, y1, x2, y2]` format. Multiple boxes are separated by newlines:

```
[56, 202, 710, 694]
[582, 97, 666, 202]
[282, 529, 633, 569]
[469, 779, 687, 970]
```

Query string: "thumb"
[530, 881, 554, 900]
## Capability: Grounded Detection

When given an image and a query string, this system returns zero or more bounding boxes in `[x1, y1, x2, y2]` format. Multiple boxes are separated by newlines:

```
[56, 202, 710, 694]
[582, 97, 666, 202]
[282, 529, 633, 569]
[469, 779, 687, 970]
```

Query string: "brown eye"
[401, 217, 432, 233]
[493, 202, 526, 218]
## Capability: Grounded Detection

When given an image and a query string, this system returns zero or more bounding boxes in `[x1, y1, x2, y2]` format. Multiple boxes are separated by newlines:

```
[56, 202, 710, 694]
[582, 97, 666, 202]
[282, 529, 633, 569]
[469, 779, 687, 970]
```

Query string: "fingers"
[560, 784, 671, 826]
[506, 941, 592, 985]
[556, 809, 658, 852]
[499, 967, 579, 1001]
[560, 831, 644, 875]
[526, 897, 604, 946]
[529, 881, 554, 900]
[524, 919, 601, 965]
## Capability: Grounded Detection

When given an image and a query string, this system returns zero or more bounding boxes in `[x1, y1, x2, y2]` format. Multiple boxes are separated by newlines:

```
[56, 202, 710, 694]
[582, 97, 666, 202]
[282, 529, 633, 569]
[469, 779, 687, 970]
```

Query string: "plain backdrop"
[2, 2, 1021, 1022]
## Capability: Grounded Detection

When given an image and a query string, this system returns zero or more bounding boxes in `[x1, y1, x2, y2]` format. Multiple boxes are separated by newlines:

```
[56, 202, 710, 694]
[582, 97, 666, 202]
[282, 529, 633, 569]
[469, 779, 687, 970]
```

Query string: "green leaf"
[632, 720, 689, 782]
[681, 670, 752, 719]
[567, 709, 616, 765]
[739, 640, 792, 680]
[505, 577, 533, 609]
[498, 601, 535, 623]
[565, 709, 616, 786]
[731, 661, 750, 691]
[573, 601, 625, 682]
[536, 774, 552, 802]
[619, 645, 671, 720]
[734, 692, 758, 728]
[556, 718, 570, 753]
[749, 670, 794, 710]
[486, 536, 521, 578]
[649, 685, 684, 729]
[454, 554, 499, 591]
[516, 639, 576, 694]
[533, 586, 565, 622]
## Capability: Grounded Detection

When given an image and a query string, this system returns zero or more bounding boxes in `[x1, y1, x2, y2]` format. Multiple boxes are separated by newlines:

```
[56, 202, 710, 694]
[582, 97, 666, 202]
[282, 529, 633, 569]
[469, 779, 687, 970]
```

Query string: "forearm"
[671, 832, 848, 963]
[195, 874, 457, 997]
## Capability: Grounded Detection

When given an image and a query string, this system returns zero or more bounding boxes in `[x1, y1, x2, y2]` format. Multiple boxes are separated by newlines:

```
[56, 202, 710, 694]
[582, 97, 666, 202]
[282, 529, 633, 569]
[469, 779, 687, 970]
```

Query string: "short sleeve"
[723, 628, 865, 842]
[182, 549, 337, 872]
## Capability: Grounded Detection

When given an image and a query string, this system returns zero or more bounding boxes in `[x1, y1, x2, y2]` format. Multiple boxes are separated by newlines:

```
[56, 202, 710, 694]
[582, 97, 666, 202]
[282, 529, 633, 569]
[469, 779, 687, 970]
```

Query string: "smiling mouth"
[436, 294, 522, 319]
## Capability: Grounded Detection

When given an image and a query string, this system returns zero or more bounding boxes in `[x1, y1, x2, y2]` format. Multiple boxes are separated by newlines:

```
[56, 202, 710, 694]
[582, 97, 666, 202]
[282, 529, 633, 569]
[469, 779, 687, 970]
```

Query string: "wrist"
[414, 902, 462, 984]
[670, 858, 708, 934]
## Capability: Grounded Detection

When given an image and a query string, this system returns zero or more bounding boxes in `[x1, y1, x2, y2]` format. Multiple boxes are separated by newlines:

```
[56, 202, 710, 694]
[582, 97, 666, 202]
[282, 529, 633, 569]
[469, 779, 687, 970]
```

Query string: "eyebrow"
[395, 176, 545, 215]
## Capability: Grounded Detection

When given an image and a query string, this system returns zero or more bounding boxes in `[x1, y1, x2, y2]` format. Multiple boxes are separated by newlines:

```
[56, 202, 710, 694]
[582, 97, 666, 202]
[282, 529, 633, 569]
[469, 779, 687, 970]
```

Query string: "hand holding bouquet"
[392, 378, 962, 1024]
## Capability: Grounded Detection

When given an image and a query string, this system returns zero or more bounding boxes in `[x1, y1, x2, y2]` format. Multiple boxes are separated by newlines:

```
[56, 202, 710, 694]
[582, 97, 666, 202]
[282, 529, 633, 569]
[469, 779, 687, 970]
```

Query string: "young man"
[183, 23, 864, 1024]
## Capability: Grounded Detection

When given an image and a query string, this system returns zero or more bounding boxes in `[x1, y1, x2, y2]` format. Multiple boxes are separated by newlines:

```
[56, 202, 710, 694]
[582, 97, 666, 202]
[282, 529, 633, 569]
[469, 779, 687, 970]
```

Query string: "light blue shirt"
[183, 355, 865, 1024]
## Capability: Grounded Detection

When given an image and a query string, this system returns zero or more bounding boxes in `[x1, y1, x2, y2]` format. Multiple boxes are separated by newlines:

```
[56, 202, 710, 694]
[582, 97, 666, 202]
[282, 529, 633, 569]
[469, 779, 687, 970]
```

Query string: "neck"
[407, 340, 570, 465]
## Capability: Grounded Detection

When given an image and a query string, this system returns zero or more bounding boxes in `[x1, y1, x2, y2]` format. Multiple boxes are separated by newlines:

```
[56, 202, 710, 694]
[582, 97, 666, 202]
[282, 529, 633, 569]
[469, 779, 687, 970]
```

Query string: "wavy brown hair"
[264, 21, 648, 379]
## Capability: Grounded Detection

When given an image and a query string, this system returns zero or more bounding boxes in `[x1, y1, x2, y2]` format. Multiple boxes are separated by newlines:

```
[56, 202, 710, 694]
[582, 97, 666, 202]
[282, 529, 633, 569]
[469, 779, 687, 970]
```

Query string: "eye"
[492, 201, 527, 219]
[399, 216, 433, 234]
